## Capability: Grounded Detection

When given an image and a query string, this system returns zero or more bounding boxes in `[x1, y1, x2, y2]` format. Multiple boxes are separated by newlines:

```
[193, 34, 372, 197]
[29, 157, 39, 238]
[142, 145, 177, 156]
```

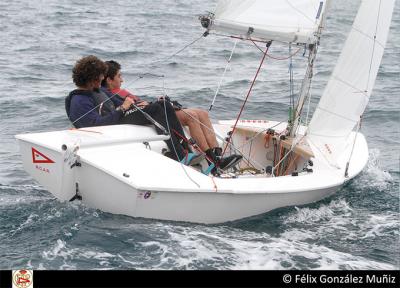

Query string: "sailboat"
[16, 0, 394, 224]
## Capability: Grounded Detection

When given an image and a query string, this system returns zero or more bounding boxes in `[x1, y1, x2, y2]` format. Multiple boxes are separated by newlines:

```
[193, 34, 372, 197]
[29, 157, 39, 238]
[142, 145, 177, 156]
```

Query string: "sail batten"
[307, 0, 395, 166]
[208, 0, 328, 44]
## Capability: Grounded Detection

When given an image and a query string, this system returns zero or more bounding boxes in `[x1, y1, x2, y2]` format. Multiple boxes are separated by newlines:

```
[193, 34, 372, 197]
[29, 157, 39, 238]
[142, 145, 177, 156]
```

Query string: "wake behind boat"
[16, 0, 394, 224]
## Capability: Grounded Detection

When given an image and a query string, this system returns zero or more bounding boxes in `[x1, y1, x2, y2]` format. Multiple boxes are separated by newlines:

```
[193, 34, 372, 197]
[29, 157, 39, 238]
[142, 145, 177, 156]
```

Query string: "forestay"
[209, 0, 328, 44]
[307, 0, 395, 167]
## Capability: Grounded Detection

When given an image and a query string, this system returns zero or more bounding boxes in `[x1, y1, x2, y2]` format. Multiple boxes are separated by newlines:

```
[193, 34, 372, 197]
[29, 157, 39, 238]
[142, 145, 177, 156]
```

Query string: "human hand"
[136, 100, 149, 108]
[122, 97, 134, 111]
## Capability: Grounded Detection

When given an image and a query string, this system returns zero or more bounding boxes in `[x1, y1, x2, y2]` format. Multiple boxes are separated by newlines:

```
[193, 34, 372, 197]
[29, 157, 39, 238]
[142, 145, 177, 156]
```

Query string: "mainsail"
[307, 0, 395, 166]
[208, 0, 328, 44]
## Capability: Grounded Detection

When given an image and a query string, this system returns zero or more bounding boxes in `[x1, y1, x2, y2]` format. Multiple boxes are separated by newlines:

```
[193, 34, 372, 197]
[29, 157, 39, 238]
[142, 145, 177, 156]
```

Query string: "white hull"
[16, 121, 368, 224]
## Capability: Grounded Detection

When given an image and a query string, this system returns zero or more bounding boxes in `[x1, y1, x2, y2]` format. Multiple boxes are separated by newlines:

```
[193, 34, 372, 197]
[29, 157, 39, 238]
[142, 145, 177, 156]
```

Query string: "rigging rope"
[122, 32, 206, 96]
[220, 41, 272, 160]
[148, 32, 207, 69]
[366, 0, 382, 93]
[271, 135, 305, 177]
[251, 40, 301, 60]
[209, 39, 238, 112]
[234, 122, 284, 150]
[178, 108, 265, 171]
[344, 116, 362, 178]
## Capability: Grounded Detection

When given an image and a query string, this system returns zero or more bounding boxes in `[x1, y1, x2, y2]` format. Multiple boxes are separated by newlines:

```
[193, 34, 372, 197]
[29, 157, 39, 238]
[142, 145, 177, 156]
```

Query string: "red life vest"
[110, 88, 140, 102]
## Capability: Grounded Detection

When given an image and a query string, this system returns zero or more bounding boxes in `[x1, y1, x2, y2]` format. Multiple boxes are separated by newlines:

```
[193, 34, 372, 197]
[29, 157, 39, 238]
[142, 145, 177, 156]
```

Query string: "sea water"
[0, 0, 399, 270]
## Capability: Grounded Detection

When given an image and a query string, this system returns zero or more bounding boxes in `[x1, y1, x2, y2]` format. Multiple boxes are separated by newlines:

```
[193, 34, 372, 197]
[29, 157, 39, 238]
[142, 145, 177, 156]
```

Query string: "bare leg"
[177, 108, 242, 171]
[192, 108, 219, 149]
[175, 109, 210, 152]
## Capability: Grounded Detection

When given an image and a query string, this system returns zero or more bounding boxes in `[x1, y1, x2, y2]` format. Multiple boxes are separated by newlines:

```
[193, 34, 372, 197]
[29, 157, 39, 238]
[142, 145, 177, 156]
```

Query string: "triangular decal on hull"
[32, 147, 55, 164]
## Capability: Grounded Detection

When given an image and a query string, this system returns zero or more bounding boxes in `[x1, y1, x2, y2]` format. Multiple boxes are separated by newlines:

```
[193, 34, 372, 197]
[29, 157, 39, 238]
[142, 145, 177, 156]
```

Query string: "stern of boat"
[16, 133, 77, 201]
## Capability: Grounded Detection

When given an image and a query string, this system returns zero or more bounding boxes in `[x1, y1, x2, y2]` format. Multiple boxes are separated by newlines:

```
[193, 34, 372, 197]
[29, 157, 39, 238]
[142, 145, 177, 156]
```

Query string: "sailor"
[66, 55, 203, 166]
[101, 60, 243, 173]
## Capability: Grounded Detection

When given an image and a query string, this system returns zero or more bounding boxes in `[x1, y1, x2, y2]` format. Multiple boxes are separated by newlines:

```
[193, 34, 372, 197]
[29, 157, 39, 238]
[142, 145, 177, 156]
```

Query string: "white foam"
[8, 213, 39, 236]
[282, 196, 399, 243]
[117, 254, 141, 268]
[59, 263, 76, 270]
[353, 149, 393, 191]
[165, 230, 231, 268]
[80, 251, 114, 260]
[361, 214, 400, 239]
[42, 239, 68, 261]
[42, 239, 116, 269]
[0, 184, 52, 207]
[34, 217, 398, 270]
[283, 199, 352, 224]
[130, 220, 398, 270]
[70, 223, 79, 231]
[31, 193, 397, 270]
[228, 233, 396, 270]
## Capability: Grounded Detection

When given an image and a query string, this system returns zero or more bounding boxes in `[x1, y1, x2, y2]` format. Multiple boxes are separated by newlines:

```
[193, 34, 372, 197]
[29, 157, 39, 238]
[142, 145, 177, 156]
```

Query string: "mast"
[288, 43, 317, 137]
[288, 0, 330, 137]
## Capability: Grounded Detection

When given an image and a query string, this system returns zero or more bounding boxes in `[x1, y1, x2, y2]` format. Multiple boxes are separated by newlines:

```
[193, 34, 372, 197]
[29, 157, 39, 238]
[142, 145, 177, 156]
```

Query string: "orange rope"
[264, 133, 271, 148]
[283, 153, 300, 176]
[276, 142, 284, 176]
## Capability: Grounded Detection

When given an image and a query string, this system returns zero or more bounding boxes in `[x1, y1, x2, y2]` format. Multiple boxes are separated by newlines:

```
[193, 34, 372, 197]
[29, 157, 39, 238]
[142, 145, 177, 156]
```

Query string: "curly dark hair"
[72, 55, 108, 87]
